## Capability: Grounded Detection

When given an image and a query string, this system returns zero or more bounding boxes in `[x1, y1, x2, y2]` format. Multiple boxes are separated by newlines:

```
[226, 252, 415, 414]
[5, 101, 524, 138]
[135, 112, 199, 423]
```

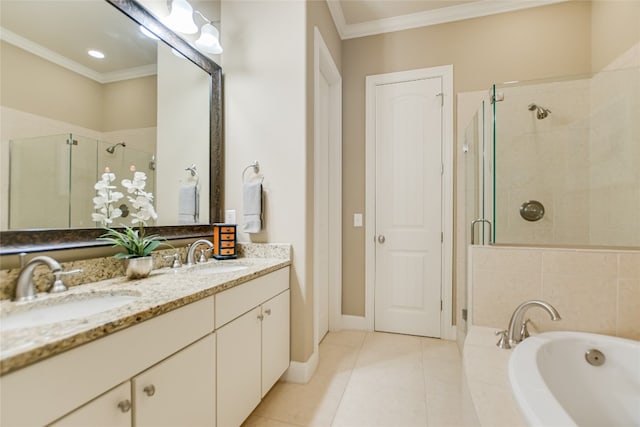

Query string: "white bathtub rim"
[509, 331, 639, 427]
[509, 333, 576, 427]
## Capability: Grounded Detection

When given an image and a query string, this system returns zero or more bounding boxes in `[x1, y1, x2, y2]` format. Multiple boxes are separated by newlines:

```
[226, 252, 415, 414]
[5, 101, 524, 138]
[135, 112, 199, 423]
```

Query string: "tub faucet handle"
[495, 329, 511, 349]
[520, 319, 531, 340]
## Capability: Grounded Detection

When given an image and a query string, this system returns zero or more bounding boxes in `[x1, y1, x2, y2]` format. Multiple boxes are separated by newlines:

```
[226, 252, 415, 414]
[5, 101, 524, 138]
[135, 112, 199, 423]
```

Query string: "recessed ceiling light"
[88, 49, 105, 59]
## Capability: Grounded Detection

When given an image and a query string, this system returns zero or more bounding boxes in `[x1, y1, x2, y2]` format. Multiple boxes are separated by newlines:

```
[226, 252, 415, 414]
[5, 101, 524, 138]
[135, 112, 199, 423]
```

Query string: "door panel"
[374, 77, 443, 338]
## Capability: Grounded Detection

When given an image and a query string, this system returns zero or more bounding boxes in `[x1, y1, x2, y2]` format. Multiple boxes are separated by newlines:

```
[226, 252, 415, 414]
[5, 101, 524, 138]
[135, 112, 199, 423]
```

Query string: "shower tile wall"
[470, 246, 640, 341]
[494, 67, 640, 247]
[588, 67, 640, 246]
[494, 78, 592, 245]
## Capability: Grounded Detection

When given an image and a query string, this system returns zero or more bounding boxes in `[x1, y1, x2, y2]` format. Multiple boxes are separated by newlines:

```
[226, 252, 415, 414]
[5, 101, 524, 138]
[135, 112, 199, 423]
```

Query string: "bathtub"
[509, 331, 640, 427]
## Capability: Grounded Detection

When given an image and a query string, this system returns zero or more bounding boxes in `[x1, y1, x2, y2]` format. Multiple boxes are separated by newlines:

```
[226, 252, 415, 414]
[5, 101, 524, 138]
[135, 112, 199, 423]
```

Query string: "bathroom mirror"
[0, 0, 223, 255]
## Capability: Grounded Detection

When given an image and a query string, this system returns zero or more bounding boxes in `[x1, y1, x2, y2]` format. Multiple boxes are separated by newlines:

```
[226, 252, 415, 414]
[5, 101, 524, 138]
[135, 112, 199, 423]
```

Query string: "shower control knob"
[377, 235, 386, 244]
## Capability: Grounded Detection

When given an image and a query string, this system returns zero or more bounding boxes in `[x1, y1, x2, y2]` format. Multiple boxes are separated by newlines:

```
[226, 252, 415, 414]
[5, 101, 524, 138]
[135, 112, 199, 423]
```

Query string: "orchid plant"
[93, 169, 163, 259]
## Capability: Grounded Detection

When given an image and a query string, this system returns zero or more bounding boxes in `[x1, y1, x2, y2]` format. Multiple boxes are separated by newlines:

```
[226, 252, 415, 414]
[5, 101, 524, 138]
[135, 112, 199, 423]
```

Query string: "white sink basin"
[1, 293, 139, 332]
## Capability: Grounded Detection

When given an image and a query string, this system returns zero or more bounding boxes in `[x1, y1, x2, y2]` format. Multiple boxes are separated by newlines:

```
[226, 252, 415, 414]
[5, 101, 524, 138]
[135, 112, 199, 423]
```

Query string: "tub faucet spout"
[500, 300, 561, 349]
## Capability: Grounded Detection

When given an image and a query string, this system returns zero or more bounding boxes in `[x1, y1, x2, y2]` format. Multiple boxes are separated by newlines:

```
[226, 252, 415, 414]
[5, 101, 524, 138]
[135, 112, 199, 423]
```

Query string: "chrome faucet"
[496, 300, 561, 349]
[15, 256, 62, 302]
[186, 239, 213, 266]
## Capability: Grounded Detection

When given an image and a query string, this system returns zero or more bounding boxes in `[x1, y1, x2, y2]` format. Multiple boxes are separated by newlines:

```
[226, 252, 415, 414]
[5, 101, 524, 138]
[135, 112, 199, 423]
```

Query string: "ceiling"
[0, 0, 158, 82]
[327, 0, 569, 39]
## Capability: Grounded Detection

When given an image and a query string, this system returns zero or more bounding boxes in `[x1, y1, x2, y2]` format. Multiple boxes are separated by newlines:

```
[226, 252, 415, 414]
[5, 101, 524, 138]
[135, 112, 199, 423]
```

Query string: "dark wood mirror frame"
[0, 0, 223, 256]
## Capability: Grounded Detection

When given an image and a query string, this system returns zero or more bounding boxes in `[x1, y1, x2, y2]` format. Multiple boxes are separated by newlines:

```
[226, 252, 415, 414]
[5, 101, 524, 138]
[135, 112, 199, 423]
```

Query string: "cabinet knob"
[257, 313, 264, 321]
[117, 400, 131, 413]
[143, 384, 156, 397]
[264, 308, 272, 316]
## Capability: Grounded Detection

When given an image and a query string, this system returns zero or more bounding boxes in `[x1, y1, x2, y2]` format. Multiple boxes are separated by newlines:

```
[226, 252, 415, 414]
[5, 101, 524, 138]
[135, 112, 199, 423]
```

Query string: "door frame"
[313, 27, 342, 348]
[365, 65, 455, 340]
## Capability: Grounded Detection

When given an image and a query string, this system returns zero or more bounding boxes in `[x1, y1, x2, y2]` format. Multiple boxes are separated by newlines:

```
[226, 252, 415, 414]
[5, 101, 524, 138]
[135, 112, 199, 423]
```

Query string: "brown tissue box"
[212, 224, 237, 259]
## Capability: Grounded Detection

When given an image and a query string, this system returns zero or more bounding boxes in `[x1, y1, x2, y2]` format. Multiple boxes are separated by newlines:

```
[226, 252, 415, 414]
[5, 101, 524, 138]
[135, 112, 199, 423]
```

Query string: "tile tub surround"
[463, 326, 527, 427]
[0, 251, 291, 376]
[470, 246, 640, 340]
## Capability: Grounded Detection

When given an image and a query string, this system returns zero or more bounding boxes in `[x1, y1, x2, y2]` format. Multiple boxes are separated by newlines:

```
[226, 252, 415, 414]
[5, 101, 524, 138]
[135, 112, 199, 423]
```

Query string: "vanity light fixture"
[88, 49, 105, 59]
[195, 22, 223, 54]
[163, 0, 197, 34]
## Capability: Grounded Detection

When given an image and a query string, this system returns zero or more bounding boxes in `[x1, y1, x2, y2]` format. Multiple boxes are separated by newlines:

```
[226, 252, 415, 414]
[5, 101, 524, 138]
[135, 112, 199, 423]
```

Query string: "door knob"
[143, 385, 156, 396]
[377, 235, 386, 244]
[117, 400, 131, 413]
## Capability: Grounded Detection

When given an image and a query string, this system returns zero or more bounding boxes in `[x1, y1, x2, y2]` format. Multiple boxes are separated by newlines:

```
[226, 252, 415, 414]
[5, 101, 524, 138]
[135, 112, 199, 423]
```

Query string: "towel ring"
[242, 160, 261, 183]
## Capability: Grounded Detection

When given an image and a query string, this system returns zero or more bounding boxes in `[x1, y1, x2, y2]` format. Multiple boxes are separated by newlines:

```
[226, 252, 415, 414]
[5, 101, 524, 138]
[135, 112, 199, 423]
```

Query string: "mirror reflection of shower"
[528, 103, 551, 120]
[106, 141, 126, 154]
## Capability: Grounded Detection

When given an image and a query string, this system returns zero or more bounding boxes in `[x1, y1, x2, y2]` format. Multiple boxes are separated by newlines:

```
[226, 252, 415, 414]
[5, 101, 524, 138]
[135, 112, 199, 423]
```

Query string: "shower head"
[106, 142, 126, 154]
[527, 103, 551, 120]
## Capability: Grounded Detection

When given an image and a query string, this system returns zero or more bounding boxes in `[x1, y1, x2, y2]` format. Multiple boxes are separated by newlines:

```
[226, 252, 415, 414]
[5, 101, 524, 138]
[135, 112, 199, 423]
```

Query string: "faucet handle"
[198, 248, 212, 263]
[50, 269, 83, 294]
[163, 253, 182, 269]
[520, 318, 531, 340]
[495, 329, 511, 349]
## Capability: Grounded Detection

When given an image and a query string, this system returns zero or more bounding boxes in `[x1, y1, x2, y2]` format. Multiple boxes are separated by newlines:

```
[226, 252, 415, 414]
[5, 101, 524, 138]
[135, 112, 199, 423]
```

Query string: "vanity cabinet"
[50, 382, 132, 427]
[51, 334, 215, 427]
[1, 296, 215, 427]
[216, 268, 290, 427]
[133, 333, 216, 427]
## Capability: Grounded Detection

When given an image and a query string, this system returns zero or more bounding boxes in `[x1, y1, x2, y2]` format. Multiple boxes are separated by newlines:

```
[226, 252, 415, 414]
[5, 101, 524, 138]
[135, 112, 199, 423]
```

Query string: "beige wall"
[222, 1, 310, 362]
[591, 0, 640, 71]
[341, 1, 592, 316]
[1, 41, 104, 131]
[0, 41, 157, 132]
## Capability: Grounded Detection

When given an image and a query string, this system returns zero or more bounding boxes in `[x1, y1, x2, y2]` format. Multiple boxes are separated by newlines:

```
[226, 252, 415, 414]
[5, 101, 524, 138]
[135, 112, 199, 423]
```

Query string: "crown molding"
[328, 0, 569, 40]
[0, 27, 157, 83]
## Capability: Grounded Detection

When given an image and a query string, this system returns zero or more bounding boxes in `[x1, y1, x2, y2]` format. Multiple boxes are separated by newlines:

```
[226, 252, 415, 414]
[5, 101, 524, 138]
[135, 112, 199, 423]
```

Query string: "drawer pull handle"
[143, 385, 156, 397]
[117, 400, 131, 413]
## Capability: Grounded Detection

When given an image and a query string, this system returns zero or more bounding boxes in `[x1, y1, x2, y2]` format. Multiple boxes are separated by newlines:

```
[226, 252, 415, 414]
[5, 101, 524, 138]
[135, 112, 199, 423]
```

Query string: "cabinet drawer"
[215, 267, 289, 329]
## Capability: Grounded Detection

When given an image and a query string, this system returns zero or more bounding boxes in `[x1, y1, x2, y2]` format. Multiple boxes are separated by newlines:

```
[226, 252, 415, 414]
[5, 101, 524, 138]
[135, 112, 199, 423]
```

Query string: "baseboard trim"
[340, 315, 369, 331]
[281, 350, 318, 384]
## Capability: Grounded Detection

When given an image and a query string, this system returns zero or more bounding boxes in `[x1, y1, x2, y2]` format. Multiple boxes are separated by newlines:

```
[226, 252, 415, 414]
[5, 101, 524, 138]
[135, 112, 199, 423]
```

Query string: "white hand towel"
[243, 181, 262, 233]
[178, 184, 199, 224]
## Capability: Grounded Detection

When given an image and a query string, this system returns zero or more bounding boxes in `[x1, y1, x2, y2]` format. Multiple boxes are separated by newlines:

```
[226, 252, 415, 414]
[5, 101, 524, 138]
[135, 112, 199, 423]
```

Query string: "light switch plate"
[353, 213, 363, 227]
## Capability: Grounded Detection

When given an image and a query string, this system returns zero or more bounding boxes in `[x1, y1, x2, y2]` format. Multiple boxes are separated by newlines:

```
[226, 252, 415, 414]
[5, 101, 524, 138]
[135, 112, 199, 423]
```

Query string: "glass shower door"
[9, 134, 71, 229]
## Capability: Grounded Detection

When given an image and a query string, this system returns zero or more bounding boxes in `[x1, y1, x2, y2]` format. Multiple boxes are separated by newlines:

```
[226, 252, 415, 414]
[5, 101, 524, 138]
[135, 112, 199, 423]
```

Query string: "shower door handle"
[470, 219, 493, 245]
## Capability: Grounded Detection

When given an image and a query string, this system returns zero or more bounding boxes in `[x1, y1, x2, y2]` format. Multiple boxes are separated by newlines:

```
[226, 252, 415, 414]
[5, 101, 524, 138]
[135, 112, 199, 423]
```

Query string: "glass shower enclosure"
[9, 133, 155, 230]
[466, 66, 640, 248]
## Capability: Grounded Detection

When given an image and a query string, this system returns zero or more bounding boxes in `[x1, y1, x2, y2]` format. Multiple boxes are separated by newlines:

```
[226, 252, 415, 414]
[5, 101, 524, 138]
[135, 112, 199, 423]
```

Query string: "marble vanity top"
[0, 257, 290, 376]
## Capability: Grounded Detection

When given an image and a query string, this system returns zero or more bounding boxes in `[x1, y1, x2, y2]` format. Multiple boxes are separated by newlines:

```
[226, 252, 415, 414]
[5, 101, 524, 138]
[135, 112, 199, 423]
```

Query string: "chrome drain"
[585, 349, 605, 366]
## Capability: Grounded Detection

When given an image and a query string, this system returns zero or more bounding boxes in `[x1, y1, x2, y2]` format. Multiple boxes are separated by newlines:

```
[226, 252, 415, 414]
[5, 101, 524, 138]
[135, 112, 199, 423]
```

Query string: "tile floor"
[243, 330, 466, 427]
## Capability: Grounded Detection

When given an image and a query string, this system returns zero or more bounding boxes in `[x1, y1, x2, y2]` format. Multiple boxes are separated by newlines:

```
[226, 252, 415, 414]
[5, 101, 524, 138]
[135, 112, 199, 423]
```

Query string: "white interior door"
[373, 76, 443, 338]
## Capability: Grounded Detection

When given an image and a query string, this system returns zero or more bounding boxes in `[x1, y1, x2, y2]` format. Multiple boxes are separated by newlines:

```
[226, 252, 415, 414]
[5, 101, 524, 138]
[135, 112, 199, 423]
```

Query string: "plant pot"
[125, 256, 153, 279]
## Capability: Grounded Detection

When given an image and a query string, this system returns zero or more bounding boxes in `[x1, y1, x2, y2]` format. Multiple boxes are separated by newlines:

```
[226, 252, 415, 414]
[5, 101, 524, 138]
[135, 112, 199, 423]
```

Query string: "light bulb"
[195, 23, 223, 54]
[163, 0, 197, 34]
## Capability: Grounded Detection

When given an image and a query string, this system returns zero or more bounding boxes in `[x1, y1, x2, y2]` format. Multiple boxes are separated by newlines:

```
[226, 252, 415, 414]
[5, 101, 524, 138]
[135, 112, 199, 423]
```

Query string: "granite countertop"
[0, 257, 290, 376]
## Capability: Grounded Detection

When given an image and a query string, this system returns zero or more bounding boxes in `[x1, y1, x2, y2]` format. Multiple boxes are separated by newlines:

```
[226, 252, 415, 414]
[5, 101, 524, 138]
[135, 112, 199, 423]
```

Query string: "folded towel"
[178, 183, 199, 224]
[243, 181, 262, 233]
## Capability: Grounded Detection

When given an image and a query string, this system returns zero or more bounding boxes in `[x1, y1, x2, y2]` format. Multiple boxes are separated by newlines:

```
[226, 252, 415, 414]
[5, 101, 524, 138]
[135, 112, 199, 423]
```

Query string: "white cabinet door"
[261, 289, 290, 397]
[50, 382, 131, 427]
[217, 306, 262, 427]
[133, 333, 216, 427]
